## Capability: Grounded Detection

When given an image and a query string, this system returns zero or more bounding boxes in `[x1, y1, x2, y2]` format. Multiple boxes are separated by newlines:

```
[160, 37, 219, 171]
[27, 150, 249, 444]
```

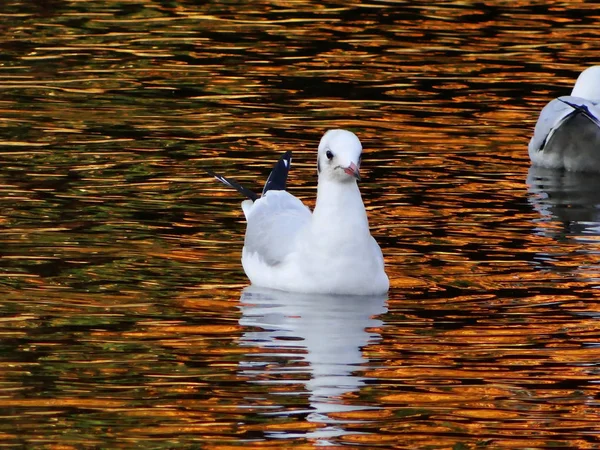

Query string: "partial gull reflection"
[527, 165, 600, 239]
[238, 285, 387, 440]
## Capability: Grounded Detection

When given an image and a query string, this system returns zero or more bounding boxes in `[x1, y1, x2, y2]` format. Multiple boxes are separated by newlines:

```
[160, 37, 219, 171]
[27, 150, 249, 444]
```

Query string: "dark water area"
[1, 1, 600, 448]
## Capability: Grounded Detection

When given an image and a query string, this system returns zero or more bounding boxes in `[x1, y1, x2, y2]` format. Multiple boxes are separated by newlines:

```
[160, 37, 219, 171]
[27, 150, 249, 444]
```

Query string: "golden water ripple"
[1, 0, 600, 448]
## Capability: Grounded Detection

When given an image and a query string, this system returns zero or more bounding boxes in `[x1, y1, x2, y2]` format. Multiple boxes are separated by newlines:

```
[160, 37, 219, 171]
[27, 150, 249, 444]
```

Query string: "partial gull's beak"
[343, 162, 361, 180]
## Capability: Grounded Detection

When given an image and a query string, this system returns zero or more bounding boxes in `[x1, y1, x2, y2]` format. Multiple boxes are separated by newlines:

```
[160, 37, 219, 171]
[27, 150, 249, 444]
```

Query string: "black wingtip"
[207, 151, 291, 201]
[207, 170, 258, 201]
[262, 151, 292, 196]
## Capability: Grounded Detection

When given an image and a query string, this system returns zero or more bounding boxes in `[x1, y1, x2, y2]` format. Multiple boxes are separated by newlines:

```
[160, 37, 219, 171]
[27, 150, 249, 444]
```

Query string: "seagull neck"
[313, 178, 369, 228]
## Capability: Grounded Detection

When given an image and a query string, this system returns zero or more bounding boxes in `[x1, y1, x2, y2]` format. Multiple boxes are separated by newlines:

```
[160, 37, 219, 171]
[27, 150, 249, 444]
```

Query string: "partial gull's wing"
[210, 151, 305, 266]
[529, 98, 577, 153]
[244, 190, 311, 266]
[207, 170, 258, 201]
[558, 97, 600, 127]
[530, 96, 600, 153]
[262, 151, 292, 195]
[208, 151, 292, 201]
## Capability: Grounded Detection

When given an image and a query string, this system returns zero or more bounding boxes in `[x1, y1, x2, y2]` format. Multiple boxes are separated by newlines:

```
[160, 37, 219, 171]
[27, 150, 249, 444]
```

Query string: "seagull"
[529, 65, 600, 172]
[209, 129, 389, 295]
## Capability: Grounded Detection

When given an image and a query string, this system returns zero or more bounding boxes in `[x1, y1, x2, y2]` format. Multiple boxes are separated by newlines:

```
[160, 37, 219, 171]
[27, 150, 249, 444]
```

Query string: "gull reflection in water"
[527, 166, 600, 239]
[238, 285, 387, 440]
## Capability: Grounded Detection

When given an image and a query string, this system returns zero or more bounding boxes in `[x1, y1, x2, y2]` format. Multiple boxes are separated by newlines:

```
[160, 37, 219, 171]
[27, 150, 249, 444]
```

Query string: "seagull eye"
[325, 150, 334, 160]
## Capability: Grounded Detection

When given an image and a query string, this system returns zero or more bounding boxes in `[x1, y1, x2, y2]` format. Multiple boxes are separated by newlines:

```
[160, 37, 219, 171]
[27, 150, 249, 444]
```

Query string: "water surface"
[1, 1, 600, 448]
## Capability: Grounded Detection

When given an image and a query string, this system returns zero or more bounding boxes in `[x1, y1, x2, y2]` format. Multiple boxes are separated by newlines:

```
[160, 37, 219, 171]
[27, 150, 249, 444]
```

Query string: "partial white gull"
[210, 129, 389, 295]
[529, 65, 600, 172]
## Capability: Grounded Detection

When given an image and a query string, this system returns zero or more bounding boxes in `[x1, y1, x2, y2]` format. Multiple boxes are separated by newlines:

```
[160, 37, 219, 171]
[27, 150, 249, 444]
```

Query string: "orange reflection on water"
[1, 0, 600, 448]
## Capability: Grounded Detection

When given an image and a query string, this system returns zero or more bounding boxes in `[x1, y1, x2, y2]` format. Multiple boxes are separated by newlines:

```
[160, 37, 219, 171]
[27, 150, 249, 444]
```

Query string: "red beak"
[343, 162, 360, 180]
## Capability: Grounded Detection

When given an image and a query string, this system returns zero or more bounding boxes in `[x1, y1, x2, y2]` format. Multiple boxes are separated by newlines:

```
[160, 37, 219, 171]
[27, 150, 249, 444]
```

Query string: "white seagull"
[529, 65, 600, 172]
[210, 129, 389, 295]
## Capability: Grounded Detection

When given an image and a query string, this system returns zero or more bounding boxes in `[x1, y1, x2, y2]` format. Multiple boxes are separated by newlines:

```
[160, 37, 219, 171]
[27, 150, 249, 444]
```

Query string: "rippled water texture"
[2, 1, 600, 448]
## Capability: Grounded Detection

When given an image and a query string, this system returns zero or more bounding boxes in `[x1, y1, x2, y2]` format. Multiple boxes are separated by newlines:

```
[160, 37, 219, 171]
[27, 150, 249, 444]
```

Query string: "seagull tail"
[207, 170, 259, 201]
[262, 151, 292, 196]
[558, 97, 600, 127]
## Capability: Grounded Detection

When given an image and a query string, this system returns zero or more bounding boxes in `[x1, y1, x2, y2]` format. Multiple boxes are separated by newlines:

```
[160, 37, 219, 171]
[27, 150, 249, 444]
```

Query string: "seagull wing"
[529, 98, 577, 153]
[530, 96, 600, 152]
[208, 170, 258, 201]
[558, 96, 600, 127]
[262, 151, 291, 195]
[208, 151, 292, 202]
[243, 190, 311, 266]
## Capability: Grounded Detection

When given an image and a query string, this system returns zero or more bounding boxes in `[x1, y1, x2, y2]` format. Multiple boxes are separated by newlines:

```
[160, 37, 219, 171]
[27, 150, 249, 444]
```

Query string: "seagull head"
[317, 129, 362, 183]
[571, 65, 600, 100]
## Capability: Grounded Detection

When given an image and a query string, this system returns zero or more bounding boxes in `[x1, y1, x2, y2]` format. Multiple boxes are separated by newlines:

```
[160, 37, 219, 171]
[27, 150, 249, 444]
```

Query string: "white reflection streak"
[527, 166, 600, 285]
[238, 285, 387, 441]
[527, 166, 600, 237]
